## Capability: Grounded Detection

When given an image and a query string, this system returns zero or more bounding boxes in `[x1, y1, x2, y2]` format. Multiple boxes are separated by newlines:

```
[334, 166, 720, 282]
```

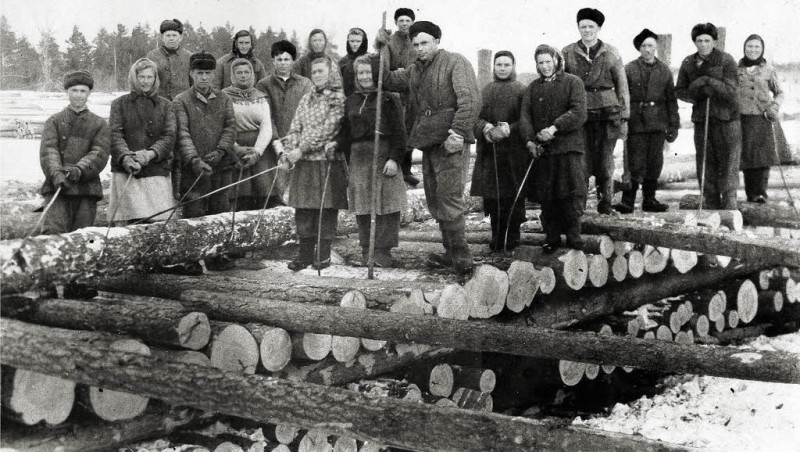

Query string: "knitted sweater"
[222, 86, 273, 155]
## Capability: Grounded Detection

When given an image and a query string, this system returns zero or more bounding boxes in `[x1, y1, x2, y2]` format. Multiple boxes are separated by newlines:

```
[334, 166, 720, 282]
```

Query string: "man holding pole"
[675, 23, 741, 210]
[377, 20, 480, 275]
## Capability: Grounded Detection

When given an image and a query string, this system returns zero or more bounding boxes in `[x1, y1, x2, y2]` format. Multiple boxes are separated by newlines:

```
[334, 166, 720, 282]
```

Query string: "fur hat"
[691, 23, 718, 41]
[189, 51, 216, 71]
[409, 20, 441, 40]
[63, 70, 94, 90]
[271, 40, 297, 59]
[633, 28, 658, 50]
[576, 8, 605, 27]
[394, 8, 415, 21]
[159, 18, 184, 34]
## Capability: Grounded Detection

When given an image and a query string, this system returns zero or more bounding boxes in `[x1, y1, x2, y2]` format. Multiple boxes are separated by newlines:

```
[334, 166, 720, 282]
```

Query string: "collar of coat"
[572, 39, 606, 62]
[194, 88, 217, 103]
[415, 49, 444, 68]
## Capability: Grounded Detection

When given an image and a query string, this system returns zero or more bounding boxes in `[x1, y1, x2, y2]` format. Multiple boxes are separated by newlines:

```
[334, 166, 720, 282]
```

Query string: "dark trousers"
[541, 195, 586, 244]
[356, 212, 401, 251]
[743, 168, 770, 201]
[295, 208, 338, 240]
[583, 119, 619, 207]
[627, 132, 665, 184]
[181, 172, 230, 219]
[421, 144, 469, 225]
[694, 119, 742, 210]
[41, 194, 98, 235]
[483, 197, 525, 244]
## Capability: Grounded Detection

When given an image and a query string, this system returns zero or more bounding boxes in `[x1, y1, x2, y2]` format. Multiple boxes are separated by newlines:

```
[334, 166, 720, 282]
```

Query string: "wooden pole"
[174, 290, 800, 384]
[368, 11, 389, 279]
[1, 319, 687, 452]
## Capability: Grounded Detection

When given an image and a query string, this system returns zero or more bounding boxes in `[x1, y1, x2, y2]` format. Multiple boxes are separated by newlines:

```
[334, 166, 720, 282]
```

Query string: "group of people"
[38, 7, 784, 277]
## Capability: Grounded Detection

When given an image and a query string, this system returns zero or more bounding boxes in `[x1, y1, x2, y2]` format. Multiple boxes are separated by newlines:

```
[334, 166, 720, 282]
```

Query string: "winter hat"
[394, 8, 415, 21]
[633, 28, 658, 50]
[189, 51, 216, 71]
[63, 70, 94, 90]
[159, 19, 184, 34]
[494, 50, 515, 64]
[409, 21, 441, 40]
[576, 8, 605, 27]
[691, 23, 718, 41]
[271, 40, 297, 59]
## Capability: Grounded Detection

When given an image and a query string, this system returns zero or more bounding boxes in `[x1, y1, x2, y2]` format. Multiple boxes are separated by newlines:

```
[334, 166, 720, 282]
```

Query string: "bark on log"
[0, 208, 297, 294]
[1, 366, 75, 426]
[399, 231, 613, 257]
[1, 296, 210, 350]
[80, 339, 150, 421]
[348, 379, 423, 402]
[208, 322, 259, 373]
[518, 262, 762, 329]
[505, 261, 539, 313]
[175, 290, 800, 384]
[581, 213, 800, 267]
[597, 324, 616, 374]
[97, 272, 448, 312]
[450, 388, 493, 412]
[1, 405, 213, 452]
[680, 194, 800, 229]
[464, 265, 508, 318]
[2, 320, 689, 452]
[245, 324, 293, 372]
[150, 349, 211, 367]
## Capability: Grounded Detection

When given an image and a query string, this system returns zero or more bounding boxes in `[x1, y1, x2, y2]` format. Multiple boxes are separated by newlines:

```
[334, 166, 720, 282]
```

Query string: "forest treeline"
[0, 16, 339, 92]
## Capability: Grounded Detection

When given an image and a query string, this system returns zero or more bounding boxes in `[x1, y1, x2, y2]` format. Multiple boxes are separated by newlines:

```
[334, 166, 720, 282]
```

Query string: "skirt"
[286, 159, 349, 210]
[108, 172, 176, 222]
[740, 114, 778, 169]
[526, 151, 588, 203]
[347, 140, 407, 215]
[233, 130, 287, 200]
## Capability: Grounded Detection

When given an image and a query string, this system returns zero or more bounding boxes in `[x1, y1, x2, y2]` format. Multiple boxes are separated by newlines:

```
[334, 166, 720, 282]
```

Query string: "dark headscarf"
[534, 44, 564, 79]
[231, 30, 255, 59]
[739, 34, 766, 68]
[345, 28, 369, 58]
[492, 50, 517, 82]
[307, 29, 328, 59]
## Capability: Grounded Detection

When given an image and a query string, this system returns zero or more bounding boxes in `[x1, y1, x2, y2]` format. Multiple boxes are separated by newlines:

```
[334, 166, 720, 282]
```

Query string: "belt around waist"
[419, 107, 455, 117]
[635, 101, 663, 107]
[586, 87, 615, 93]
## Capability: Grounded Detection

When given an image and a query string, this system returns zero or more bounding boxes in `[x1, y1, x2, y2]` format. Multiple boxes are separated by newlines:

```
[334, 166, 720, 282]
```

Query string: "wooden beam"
[1, 319, 687, 452]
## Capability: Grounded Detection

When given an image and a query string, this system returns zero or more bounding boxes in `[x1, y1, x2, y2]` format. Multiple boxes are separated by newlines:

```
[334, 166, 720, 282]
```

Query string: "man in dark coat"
[378, 20, 480, 274]
[470, 50, 528, 251]
[39, 70, 110, 234]
[562, 8, 630, 214]
[172, 51, 237, 272]
[146, 19, 193, 101]
[256, 40, 313, 203]
[614, 29, 680, 214]
[214, 30, 268, 90]
[675, 23, 741, 210]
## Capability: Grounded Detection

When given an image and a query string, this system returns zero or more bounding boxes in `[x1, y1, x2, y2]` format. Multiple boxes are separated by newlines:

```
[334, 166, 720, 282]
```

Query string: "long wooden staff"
[367, 11, 389, 279]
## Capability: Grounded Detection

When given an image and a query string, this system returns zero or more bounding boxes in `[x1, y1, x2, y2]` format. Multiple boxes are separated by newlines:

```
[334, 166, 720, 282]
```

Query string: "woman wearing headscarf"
[737, 34, 783, 203]
[470, 50, 528, 251]
[338, 28, 370, 96]
[334, 54, 407, 266]
[294, 29, 332, 79]
[520, 45, 588, 253]
[222, 58, 276, 211]
[278, 57, 347, 270]
[214, 30, 267, 90]
[108, 57, 177, 225]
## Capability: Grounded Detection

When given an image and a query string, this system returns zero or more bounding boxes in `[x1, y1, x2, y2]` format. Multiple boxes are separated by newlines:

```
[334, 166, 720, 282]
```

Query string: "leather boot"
[373, 248, 395, 267]
[565, 221, 584, 250]
[427, 228, 453, 268]
[641, 179, 668, 212]
[312, 240, 332, 270]
[449, 228, 474, 274]
[288, 239, 315, 271]
[614, 181, 638, 214]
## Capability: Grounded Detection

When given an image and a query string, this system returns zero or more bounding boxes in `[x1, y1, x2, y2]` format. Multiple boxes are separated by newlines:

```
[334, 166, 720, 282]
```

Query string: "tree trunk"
[464, 265, 508, 318]
[0, 208, 297, 294]
[1, 366, 75, 426]
[1, 295, 210, 350]
[97, 272, 448, 312]
[245, 323, 293, 372]
[3, 320, 690, 452]
[173, 290, 800, 384]
[680, 194, 800, 230]
[207, 322, 259, 374]
[450, 388, 493, 412]
[581, 213, 800, 267]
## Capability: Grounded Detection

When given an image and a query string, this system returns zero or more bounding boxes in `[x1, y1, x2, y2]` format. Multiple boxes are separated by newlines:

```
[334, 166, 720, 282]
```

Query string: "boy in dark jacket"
[39, 70, 110, 235]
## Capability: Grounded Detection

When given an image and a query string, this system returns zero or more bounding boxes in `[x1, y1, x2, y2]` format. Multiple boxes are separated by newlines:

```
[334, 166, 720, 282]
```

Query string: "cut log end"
[736, 280, 759, 324]
[436, 284, 470, 320]
[258, 327, 293, 372]
[627, 250, 645, 279]
[587, 255, 609, 288]
[3, 367, 76, 426]
[558, 360, 587, 386]
[88, 339, 150, 421]
[292, 332, 333, 362]
[428, 363, 455, 398]
[176, 312, 211, 351]
[465, 265, 509, 318]
[506, 261, 539, 313]
[611, 255, 628, 282]
[209, 324, 260, 374]
[537, 266, 557, 295]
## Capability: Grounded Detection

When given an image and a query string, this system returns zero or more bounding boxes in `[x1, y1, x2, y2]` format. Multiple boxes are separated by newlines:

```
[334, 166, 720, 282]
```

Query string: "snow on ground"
[573, 331, 800, 451]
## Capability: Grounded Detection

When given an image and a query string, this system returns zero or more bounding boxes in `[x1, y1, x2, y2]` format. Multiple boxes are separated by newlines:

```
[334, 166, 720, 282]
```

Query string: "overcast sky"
[2, 0, 799, 73]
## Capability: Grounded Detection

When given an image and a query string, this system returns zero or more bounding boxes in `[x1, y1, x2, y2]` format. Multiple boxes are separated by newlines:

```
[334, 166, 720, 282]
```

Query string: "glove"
[273, 140, 285, 155]
[64, 165, 81, 183]
[665, 128, 679, 143]
[132, 149, 156, 166]
[324, 142, 338, 161]
[238, 149, 261, 168]
[444, 130, 464, 154]
[277, 153, 292, 171]
[191, 157, 213, 176]
[375, 28, 391, 49]
[203, 149, 224, 167]
[122, 155, 142, 174]
[51, 170, 70, 189]
[383, 159, 398, 177]
[482, 123, 495, 143]
[765, 103, 780, 121]
[526, 141, 543, 159]
[688, 75, 709, 91]
[497, 122, 511, 139]
[487, 126, 506, 143]
[286, 148, 303, 164]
